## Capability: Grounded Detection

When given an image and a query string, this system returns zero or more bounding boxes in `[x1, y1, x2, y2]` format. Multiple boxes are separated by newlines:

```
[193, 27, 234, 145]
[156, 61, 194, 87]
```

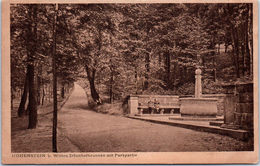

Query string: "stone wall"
[234, 83, 253, 131]
[221, 83, 253, 131]
[128, 95, 179, 115]
[137, 95, 179, 106]
[128, 96, 139, 115]
[221, 84, 236, 125]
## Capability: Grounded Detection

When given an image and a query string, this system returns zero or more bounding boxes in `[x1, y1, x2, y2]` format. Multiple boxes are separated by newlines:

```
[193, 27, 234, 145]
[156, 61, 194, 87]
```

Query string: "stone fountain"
[180, 69, 218, 117]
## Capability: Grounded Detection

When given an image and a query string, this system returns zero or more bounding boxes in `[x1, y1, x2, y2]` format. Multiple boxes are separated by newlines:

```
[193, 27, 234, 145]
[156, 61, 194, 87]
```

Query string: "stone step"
[220, 124, 241, 130]
[128, 115, 249, 141]
[209, 121, 224, 127]
[169, 116, 224, 121]
[135, 113, 180, 117]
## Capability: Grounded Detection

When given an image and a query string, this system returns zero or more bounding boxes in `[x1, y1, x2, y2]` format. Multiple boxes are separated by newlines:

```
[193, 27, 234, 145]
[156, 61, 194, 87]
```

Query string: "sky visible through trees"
[11, 3, 253, 129]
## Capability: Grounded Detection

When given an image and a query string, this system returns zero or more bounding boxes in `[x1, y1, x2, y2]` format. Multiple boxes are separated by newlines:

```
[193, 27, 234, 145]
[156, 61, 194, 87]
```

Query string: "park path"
[57, 83, 251, 152]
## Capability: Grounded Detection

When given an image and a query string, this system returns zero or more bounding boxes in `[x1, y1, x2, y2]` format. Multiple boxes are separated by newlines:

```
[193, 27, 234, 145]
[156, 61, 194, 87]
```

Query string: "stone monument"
[180, 69, 218, 117]
[195, 69, 202, 98]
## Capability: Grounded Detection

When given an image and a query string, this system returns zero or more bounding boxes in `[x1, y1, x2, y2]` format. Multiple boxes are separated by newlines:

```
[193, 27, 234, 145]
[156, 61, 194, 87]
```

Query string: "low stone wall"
[138, 95, 179, 106]
[128, 94, 229, 116]
[128, 95, 179, 115]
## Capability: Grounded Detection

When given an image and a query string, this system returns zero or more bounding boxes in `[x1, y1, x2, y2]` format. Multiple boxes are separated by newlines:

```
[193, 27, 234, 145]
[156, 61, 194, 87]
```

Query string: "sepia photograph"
[2, 0, 258, 164]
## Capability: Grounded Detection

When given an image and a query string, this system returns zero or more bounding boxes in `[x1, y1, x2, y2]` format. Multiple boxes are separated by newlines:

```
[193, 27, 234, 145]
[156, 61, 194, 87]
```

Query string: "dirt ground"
[11, 84, 253, 152]
[11, 97, 77, 152]
[58, 84, 253, 152]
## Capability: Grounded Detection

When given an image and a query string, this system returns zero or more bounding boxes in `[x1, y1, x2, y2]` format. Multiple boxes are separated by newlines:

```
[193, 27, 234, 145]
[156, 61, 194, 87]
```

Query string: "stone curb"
[127, 116, 249, 141]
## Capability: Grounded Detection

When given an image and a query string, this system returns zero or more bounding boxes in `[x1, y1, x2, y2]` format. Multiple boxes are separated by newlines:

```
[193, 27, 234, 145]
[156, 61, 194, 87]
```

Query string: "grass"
[11, 92, 73, 152]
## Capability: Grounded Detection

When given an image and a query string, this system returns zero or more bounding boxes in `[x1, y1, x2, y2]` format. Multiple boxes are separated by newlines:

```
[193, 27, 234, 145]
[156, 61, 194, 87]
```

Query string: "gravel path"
[58, 84, 253, 152]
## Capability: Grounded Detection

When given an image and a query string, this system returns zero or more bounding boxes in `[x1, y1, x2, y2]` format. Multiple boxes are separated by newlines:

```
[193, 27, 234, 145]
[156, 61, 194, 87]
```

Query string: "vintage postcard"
[2, 0, 259, 164]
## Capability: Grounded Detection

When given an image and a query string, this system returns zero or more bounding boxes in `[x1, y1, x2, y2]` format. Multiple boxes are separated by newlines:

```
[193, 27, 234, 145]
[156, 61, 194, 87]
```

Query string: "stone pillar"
[128, 96, 138, 115]
[221, 84, 236, 125]
[221, 83, 253, 132]
[223, 94, 236, 124]
[235, 83, 253, 131]
[195, 69, 202, 98]
[160, 109, 164, 114]
[138, 108, 143, 115]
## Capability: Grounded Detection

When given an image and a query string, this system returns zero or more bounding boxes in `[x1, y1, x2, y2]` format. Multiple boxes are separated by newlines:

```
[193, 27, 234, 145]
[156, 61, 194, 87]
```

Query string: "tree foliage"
[11, 3, 253, 112]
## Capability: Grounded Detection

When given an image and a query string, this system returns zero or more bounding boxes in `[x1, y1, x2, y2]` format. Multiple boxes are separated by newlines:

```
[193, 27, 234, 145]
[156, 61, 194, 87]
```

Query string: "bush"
[175, 82, 195, 95]
[202, 79, 225, 94]
[93, 102, 125, 115]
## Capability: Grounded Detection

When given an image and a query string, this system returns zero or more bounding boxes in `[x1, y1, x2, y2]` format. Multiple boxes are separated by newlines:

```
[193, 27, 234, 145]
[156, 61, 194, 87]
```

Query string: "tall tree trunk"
[231, 27, 240, 78]
[89, 78, 101, 104]
[172, 61, 177, 92]
[245, 4, 252, 76]
[85, 66, 101, 104]
[83, 27, 102, 104]
[41, 84, 45, 105]
[48, 85, 51, 102]
[245, 26, 251, 76]
[109, 72, 113, 104]
[109, 35, 114, 103]
[52, 3, 59, 153]
[165, 51, 171, 89]
[240, 26, 246, 77]
[236, 28, 242, 78]
[212, 51, 217, 82]
[224, 44, 228, 53]
[217, 43, 220, 54]
[36, 65, 42, 105]
[11, 89, 14, 111]
[27, 5, 38, 129]
[144, 26, 150, 90]
[36, 74, 41, 105]
[27, 64, 37, 129]
[61, 83, 65, 98]
[248, 4, 253, 76]
[227, 4, 240, 79]
[18, 70, 29, 117]
[135, 68, 138, 94]
[144, 52, 150, 90]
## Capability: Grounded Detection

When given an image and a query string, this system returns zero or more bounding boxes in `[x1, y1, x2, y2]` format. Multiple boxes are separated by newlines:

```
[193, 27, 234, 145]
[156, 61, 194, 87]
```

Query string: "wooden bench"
[136, 95, 180, 115]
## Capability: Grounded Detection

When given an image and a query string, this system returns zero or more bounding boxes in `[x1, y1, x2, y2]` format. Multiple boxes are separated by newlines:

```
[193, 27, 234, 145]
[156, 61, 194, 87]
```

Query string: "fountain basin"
[180, 98, 218, 117]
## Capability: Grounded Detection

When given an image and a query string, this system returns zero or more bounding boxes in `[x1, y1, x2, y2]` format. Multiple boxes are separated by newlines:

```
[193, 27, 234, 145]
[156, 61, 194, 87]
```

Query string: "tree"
[11, 3, 253, 112]
[68, 4, 118, 104]
[11, 4, 55, 127]
[26, 5, 38, 129]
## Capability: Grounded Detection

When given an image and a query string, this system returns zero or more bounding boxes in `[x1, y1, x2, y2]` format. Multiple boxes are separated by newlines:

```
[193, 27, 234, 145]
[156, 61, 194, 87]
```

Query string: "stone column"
[195, 69, 202, 98]
[223, 94, 236, 124]
[235, 83, 253, 131]
[128, 96, 138, 115]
